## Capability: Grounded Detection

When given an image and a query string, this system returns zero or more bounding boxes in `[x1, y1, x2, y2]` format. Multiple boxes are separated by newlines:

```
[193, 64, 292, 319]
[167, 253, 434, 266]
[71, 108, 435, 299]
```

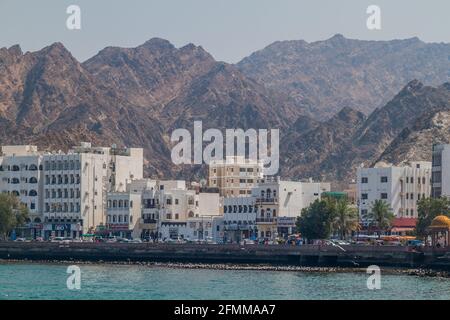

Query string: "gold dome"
[430, 215, 450, 229]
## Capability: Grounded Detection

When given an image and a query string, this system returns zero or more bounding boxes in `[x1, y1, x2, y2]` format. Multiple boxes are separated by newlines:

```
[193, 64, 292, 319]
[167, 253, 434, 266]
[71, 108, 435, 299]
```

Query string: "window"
[380, 176, 388, 183]
[361, 177, 368, 184]
[361, 193, 368, 200]
[380, 193, 388, 199]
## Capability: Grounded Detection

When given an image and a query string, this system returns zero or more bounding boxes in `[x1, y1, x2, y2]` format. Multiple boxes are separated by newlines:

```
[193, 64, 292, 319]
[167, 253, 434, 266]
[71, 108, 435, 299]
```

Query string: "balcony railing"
[142, 218, 157, 224]
[255, 198, 278, 204]
[256, 217, 276, 223]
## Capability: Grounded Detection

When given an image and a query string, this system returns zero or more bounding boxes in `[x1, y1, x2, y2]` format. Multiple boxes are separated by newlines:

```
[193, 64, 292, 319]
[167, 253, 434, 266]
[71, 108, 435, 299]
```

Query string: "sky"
[0, 0, 449, 63]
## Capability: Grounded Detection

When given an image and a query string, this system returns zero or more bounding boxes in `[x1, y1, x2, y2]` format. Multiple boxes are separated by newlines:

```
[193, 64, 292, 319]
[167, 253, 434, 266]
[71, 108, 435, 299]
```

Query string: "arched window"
[34, 217, 41, 223]
[260, 209, 265, 218]
[266, 189, 271, 199]
[29, 190, 38, 197]
[29, 164, 38, 171]
[29, 177, 38, 184]
[224, 206, 227, 213]
[243, 205, 248, 213]
[11, 165, 20, 171]
[11, 178, 20, 184]
[113, 200, 117, 208]
[188, 211, 194, 218]
[118, 200, 123, 208]
[12, 190, 19, 196]
[113, 215, 116, 223]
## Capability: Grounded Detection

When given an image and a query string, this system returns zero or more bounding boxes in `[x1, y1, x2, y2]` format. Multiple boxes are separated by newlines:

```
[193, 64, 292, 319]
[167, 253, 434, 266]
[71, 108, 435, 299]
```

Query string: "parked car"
[130, 239, 143, 243]
[50, 237, 65, 243]
[15, 237, 27, 242]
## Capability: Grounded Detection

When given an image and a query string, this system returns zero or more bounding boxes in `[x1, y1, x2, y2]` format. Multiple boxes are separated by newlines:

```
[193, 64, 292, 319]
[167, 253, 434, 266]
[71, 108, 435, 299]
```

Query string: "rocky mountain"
[279, 80, 450, 188]
[238, 34, 450, 118]
[1, 37, 450, 187]
[0, 39, 304, 180]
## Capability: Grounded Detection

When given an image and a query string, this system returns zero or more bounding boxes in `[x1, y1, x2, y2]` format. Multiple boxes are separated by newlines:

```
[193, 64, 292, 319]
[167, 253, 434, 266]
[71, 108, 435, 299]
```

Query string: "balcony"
[142, 218, 157, 224]
[256, 217, 276, 224]
[255, 198, 278, 204]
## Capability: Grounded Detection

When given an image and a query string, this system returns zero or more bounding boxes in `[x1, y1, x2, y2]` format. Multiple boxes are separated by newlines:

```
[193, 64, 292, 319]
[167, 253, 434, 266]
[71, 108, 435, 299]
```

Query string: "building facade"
[0, 143, 144, 239]
[208, 156, 264, 197]
[432, 144, 450, 198]
[0, 146, 44, 238]
[357, 161, 432, 225]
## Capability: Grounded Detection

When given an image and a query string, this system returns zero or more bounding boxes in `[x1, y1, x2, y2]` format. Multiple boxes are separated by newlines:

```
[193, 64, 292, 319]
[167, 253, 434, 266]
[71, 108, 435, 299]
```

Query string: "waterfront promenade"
[1, 242, 450, 269]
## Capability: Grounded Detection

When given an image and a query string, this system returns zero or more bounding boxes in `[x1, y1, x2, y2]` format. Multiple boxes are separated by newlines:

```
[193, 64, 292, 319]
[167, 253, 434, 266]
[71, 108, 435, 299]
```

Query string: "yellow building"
[208, 156, 263, 197]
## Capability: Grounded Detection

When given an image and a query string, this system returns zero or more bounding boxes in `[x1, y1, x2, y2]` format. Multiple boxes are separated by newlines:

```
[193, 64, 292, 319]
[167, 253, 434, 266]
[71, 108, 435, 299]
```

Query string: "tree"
[368, 199, 394, 236]
[296, 199, 334, 242]
[331, 199, 360, 240]
[415, 197, 450, 237]
[0, 193, 29, 240]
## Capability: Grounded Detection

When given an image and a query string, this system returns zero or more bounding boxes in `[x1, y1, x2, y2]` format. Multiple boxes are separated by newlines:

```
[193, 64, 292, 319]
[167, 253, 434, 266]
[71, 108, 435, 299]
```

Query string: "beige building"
[208, 156, 264, 197]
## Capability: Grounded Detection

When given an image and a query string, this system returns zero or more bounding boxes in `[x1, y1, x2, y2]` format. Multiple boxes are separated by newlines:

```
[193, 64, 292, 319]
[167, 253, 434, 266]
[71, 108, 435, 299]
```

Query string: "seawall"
[1, 242, 450, 269]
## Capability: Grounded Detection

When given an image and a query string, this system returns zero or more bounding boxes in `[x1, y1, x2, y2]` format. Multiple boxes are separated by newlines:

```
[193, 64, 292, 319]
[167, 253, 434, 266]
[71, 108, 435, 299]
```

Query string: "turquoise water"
[1, 262, 450, 300]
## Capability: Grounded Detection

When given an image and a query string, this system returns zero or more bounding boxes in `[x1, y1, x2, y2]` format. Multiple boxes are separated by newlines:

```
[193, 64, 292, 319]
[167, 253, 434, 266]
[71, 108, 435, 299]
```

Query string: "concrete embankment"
[1, 242, 450, 269]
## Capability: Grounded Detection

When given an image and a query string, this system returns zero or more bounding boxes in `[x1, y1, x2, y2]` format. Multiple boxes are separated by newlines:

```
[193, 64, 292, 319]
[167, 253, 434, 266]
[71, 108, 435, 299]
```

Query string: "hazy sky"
[1, 0, 449, 63]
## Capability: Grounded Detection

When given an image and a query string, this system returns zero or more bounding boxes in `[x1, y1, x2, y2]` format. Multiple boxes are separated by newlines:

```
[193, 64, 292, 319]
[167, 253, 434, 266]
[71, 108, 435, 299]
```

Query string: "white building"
[0, 146, 44, 238]
[159, 215, 221, 242]
[126, 179, 221, 240]
[432, 144, 450, 198]
[252, 177, 331, 240]
[357, 161, 432, 225]
[106, 192, 142, 239]
[221, 177, 330, 241]
[223, 196, 257, 242]
[0, 143, 144, 239]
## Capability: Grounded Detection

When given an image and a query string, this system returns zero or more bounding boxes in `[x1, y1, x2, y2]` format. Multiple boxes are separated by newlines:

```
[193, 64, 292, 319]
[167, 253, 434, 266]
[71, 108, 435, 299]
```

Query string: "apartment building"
[0, 146, 44, 238]
[106, 191, 142, 239]
[0, 143, 143, 239]
[208, 156, 264, 197]
[432, 144, 450, 198]
[252, 177, 331, 239]
[221, 177, 330, 241]
[357, 161, 432, 225]
[223, 196, 257, 242]
[125, 179, 221, 240]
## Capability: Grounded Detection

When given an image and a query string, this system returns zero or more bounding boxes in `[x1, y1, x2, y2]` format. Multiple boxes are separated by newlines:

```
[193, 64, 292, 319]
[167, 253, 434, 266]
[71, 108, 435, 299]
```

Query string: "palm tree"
[332, 199, 360, 240]
[368, 199, 394, 236]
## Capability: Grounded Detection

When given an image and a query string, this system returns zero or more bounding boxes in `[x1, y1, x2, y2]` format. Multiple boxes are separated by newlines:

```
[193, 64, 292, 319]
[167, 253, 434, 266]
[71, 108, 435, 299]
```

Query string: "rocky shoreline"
[1, 258, 450, 278]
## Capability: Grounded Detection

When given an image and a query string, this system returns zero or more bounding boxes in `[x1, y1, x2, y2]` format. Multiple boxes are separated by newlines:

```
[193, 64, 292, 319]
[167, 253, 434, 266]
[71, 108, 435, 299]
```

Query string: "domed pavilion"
[427, 215, 450, 247]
